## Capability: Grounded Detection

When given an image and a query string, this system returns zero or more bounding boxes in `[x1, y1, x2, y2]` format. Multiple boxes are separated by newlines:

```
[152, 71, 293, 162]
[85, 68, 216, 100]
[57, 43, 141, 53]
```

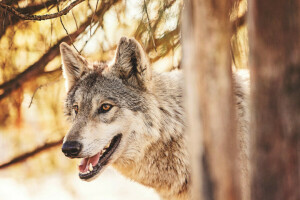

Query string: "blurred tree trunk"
[183, 0, 241, 200]
[248, 1, 300, 200]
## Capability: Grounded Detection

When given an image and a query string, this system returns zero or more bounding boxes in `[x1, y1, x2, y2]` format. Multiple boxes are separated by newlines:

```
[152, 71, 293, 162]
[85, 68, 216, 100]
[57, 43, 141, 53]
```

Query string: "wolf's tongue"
[89, 152, 101, 166]
[79, 158, 88, 172]
[78, 152, 101, 173]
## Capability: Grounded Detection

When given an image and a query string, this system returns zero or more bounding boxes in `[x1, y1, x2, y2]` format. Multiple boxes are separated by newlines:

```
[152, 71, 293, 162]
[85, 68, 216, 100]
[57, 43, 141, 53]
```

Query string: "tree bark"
[183, 0, 241, 200]
[248, 0, 300, 199]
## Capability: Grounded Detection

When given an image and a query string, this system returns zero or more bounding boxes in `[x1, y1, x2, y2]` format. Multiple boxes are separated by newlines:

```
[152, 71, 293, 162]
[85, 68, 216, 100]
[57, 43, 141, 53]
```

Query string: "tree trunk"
[248, 0, 300, 199]
[183, 0, 241, 199]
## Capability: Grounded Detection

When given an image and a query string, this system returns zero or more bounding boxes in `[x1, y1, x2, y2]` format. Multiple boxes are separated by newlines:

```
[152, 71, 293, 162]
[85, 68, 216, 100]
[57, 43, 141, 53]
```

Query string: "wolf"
[60, 37, 250, 200]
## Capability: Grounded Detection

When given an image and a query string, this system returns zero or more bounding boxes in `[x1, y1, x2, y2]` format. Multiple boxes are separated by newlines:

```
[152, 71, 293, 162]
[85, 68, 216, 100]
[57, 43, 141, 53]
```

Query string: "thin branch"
[152, 0, 176, 31]
[57, 1, 79, 53]
[28, 75, 61, 108]
[29, 21, 99, 105]
[16, 0, 62, 13]
[28, 85, 43, 108]
[50, 19, 53, 46]
[0, 0, 63, 39]
[143, 0, 157, 52]
[150, 40, 180, 62]
[134, 0, 176, 45]
[28, 27, 98, 108]
[146, 25, 180, 52]
[90, 0, 100, 36]
[71, 9, 78, 30]
[0, 138, 63, 170]
[80, 22, 101, 53]
[0, 0, 84, 21]
[0, 0, 120, 101]
[134, 16, 147, 39]
[41, 0, 51, 11]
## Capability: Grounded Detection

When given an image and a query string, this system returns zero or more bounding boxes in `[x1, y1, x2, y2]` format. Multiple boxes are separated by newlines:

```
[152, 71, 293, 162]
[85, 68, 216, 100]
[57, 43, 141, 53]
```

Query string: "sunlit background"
[0, 0, 247, 199]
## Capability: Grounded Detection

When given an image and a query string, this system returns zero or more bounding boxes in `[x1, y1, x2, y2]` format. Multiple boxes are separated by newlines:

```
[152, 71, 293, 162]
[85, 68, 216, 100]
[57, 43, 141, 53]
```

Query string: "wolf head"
[60, 37, 158, 181]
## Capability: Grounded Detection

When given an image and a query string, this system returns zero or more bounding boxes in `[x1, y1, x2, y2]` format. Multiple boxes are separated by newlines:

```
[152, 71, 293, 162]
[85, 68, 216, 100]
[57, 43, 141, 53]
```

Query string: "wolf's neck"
[114, 71, 190, 200]
[114, 133, 190, 200]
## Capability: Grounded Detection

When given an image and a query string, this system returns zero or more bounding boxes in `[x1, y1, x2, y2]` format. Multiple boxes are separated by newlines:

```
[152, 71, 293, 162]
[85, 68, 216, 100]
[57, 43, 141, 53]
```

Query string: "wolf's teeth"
[105, 143, 110, 149]
[89, 163, 93, 171]
[87, 170, 90, 174]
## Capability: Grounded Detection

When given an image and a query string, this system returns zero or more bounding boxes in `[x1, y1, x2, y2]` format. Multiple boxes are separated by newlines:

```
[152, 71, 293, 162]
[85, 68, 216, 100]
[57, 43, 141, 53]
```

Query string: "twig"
[50, 19, 53, 46]
[150, 40, 180, 62]
[71, 9, 78, 30]
[143, 0, 157, 52]
[41, 0, 50, 11]
[146, 25, 180, 52]
[0, 0, 59, 39]
[28, 75, 61, 108]
[0, 138, 63, 170]
[0, 0, 84, 21]
[28, 24, 98, 105]
[90, 0, 100, 36]
[152, 0, 176, 32]
[57, 1, 79, 53]
[80, 22, 101, 53]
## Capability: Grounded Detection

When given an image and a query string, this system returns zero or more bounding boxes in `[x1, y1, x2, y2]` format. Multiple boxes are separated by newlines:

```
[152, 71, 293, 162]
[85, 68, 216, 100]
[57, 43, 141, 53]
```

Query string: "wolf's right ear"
[60, 43, 88, 91]
[111, 37, 151, 90]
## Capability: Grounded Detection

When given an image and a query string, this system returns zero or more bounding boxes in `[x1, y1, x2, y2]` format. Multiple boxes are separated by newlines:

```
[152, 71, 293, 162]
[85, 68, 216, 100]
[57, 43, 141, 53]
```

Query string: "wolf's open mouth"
[78, 134, 122, 180]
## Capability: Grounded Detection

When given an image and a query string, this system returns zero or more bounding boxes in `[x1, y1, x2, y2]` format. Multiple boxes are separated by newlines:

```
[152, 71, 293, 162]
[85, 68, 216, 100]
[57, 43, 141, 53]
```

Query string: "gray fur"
[60, 37, 250, 200]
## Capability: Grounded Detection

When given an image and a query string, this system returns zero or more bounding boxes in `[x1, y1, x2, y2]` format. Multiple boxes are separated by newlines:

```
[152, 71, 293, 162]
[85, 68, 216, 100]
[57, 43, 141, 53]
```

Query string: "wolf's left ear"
[60, 43, 88, 91]
[112, 37, 151, 90]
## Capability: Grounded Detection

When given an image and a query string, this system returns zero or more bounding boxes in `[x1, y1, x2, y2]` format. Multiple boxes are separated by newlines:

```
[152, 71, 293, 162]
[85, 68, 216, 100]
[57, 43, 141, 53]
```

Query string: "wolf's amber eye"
[72, 105, 79, 115]
[99, 104, 113, 113]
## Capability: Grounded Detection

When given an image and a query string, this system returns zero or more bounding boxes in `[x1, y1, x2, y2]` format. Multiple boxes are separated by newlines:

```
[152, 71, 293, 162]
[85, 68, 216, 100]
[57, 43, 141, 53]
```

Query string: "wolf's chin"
[78, 134, 122, 180]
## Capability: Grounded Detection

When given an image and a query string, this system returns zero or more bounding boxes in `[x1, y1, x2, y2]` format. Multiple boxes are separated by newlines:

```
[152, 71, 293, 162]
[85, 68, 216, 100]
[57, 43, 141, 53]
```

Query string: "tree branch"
[57, 2, 79, 53]
[0, 0, 61, 39]
[143, 0, 156, 52]
[146, 25, 180, 52]
[0, 0, 84, 21]
[16, 0, 64, 14]
[0, 0, 120, 101]
[150, 40, 180, 63]
[0, 138, 63, 170]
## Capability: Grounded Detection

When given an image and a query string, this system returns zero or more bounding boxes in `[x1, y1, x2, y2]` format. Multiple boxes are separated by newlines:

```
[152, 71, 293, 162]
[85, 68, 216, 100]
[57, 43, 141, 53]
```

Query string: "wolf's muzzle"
[62, 141, 82, 158]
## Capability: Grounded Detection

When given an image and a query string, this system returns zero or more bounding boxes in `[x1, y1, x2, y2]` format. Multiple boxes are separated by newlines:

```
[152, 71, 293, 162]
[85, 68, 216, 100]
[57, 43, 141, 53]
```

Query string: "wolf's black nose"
[62, 141, 82, 157]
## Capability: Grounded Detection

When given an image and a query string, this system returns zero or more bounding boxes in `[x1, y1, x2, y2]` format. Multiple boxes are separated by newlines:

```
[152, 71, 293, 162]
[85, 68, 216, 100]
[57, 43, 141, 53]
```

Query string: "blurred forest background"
[0, 0, 248, 199]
